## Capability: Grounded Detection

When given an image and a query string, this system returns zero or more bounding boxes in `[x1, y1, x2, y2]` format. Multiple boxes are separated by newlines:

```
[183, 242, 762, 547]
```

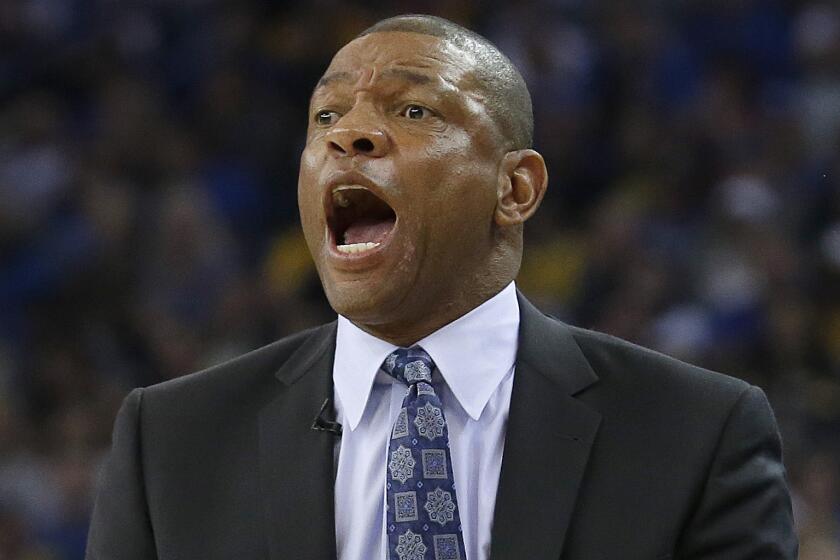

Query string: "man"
[86, 14, 797, 560]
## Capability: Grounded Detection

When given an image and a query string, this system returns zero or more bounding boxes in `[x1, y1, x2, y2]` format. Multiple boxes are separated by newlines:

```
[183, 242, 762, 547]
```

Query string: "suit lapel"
[490, 294, 602, 560]
[259, 322, 338, 560]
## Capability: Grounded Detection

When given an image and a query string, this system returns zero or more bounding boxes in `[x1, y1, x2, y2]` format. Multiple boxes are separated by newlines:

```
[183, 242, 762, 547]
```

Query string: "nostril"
[353, 138, 374, 152]
[329, 141, 346, 155]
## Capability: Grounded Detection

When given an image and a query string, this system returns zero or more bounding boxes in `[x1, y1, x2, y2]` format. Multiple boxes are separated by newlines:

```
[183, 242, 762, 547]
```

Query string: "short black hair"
[358, 14, 533, 150]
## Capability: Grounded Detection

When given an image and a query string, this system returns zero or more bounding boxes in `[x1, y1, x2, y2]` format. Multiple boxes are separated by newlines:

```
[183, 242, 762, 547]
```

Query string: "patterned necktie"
[382, 346, 466, 560]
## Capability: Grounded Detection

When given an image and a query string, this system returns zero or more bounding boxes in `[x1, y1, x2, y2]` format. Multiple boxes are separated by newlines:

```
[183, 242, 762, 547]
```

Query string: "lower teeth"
[337, 242, 380, 254]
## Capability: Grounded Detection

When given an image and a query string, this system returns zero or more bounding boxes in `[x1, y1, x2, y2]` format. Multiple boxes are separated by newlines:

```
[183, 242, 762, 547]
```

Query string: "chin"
[323, 280, 403, 324]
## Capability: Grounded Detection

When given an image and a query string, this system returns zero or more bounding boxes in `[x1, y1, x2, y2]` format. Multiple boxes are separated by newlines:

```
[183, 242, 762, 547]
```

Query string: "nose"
[325, 125, 390, 158]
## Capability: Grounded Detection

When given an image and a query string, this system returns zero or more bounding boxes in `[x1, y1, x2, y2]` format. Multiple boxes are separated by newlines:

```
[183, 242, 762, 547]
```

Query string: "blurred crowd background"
[1, 0, 839, 558]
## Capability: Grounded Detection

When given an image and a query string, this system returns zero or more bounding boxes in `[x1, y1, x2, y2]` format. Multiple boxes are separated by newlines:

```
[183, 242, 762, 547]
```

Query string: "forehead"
[317, 31, 479, 93]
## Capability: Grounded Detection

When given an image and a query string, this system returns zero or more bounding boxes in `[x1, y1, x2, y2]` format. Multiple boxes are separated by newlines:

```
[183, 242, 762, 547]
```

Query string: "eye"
[401, 104, 431, 120]
[315, 110, 340, 126]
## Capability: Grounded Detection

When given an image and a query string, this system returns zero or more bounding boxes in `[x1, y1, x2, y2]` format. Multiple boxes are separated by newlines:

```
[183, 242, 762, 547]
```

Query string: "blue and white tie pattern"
[383, 347, 466, 560]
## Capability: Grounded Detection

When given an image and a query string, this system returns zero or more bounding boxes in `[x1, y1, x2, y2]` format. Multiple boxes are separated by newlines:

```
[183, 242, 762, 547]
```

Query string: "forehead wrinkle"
[316, 71, 353, 90]
[321, 34, 477, 91]
[314, 34, 494, 121]
[315, 69, 449, 101]
[380, 68, 432, 85]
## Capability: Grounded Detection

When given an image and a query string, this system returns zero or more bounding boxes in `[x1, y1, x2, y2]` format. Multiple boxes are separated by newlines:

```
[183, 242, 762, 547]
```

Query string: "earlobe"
[494, 149, 548, 227]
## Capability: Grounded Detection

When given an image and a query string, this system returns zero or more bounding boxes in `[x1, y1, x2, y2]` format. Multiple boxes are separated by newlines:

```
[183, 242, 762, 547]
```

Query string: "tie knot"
[382, 346, 434, 385]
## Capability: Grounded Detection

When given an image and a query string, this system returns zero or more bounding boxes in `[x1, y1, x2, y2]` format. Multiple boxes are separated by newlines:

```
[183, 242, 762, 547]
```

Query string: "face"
[298, 31, 507, 336]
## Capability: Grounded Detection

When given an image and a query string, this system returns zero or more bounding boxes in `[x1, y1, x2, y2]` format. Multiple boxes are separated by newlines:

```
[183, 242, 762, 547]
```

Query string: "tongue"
[342, 217, 395, 245]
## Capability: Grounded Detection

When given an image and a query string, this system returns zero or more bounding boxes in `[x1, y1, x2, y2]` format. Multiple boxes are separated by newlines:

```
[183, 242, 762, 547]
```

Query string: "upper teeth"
[334, 191, 351, 207]
[332, 185, 368, 208]
[337, 242, 380, 254]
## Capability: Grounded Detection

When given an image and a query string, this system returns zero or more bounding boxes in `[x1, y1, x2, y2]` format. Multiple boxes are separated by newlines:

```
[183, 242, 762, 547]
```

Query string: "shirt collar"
[333, 282, 520, 430]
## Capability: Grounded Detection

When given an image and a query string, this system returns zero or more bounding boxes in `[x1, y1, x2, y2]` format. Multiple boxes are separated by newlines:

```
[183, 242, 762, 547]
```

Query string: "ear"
[494, 149, 548, 227]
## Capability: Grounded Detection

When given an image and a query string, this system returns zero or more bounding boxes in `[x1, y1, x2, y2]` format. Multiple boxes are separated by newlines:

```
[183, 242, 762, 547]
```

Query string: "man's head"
[297, 14, 548, 345]
[358, 15, 534, 151]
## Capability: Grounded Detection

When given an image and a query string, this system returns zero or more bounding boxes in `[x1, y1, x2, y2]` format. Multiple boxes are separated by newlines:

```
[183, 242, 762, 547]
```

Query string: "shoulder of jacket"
[561, 322, 751, 399]
[142, 322, 335, 397]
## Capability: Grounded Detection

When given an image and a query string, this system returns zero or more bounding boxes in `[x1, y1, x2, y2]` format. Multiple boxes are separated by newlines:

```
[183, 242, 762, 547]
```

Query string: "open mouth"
[327, 185, 397, 254]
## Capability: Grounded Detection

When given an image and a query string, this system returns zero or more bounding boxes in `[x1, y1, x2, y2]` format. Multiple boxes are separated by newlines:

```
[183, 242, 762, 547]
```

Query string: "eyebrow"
[315, 68, 433, 90]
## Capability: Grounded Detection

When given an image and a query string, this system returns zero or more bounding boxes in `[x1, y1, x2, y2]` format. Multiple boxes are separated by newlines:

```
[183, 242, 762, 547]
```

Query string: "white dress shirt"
[333, 282, 519, 560]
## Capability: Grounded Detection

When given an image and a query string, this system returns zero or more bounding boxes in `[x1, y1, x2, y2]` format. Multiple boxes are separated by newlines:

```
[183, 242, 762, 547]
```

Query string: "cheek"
[422, 129, 474, 166]
[298, 144, 319, 191]
[421, 135, 499, 210]
[297, 148, 325, 235]
[404, 146, 498, 253]
[436, 126, 497, 173]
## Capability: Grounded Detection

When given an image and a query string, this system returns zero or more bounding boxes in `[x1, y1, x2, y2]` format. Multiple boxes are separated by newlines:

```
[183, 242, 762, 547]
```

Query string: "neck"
[347, 239, 522, 347]
[356, 282, 512, 347]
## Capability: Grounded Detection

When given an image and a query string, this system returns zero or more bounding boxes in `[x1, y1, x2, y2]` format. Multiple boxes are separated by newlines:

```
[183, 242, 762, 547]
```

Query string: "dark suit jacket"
[86, 294, 797, 559]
